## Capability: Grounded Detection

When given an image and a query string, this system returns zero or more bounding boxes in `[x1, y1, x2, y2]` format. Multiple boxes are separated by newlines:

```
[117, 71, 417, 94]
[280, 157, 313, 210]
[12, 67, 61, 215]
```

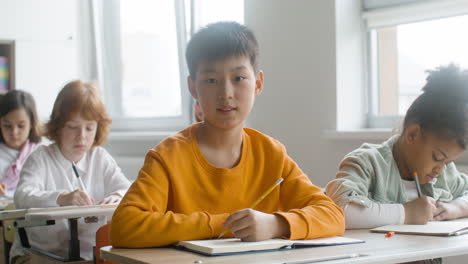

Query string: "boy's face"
[188, 55, 263, 130]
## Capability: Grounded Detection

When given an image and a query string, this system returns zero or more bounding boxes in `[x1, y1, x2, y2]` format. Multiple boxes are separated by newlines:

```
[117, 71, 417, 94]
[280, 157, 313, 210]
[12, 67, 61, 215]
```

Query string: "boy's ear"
[188, 76, 198, 99]
[404, 123, 422, 145]
[255, 71, 264, 96]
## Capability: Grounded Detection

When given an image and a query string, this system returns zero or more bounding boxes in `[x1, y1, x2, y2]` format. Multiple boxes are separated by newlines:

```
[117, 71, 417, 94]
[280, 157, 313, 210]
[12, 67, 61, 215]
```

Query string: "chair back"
[94, 223, 115, 264]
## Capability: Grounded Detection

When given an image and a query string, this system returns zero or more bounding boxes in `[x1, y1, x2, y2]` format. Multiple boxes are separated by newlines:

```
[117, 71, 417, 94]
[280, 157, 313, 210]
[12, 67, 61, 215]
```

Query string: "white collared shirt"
[0, 143, 20, 197]
[11, 143, 131, 260]
[0, 142, 19, 182]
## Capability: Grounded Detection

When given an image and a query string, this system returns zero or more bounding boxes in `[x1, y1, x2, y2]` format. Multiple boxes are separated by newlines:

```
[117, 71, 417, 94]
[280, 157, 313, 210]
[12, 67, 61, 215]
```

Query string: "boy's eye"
[432, 152, 444, 162]
[204, 79, 217, 84]
[234, 76, 245, 81]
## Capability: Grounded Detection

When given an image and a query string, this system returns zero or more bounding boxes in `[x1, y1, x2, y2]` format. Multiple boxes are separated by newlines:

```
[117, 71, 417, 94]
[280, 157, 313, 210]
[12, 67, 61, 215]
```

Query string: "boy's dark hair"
[0, 90, 41, 143]
[185, 21, 259, 78]
[403, 64, 468, 149]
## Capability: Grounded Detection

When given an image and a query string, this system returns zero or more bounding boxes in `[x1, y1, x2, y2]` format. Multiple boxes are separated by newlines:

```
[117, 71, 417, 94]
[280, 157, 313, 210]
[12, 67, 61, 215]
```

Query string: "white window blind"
[363, 0, 468, 29]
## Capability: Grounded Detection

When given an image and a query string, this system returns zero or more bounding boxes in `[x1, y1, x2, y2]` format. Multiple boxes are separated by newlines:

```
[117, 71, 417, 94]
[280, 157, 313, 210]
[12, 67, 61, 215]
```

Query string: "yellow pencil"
[218, 177, 284, 239]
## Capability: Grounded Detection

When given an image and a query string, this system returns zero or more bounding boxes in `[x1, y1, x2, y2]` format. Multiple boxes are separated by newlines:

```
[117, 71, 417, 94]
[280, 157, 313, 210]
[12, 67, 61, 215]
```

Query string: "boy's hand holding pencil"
[222, 209, 290, 241]
[219, 178, 289, 241]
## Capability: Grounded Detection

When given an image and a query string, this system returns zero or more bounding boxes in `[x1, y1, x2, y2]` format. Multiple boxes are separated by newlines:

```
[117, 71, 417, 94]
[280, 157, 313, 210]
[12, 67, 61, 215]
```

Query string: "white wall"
[335, 0, 367, 130]
[0, 0, 81, 120]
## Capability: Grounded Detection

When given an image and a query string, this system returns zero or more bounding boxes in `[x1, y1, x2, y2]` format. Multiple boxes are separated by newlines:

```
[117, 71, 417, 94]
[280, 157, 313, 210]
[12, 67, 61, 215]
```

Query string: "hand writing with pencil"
[219, 178, 289, 241]
[223, 209, 290, 241]
[403, 196, 436, 224]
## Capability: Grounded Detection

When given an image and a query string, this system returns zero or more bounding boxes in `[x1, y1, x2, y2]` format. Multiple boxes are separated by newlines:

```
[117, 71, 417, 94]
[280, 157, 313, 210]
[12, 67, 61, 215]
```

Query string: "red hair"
[45, 80, 111, 146]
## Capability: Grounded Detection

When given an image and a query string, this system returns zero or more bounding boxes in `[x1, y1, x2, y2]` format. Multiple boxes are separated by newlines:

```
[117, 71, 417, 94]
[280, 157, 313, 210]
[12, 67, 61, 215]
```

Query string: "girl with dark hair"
[327, 64, 468, 229]
[0, 90, 41, 197]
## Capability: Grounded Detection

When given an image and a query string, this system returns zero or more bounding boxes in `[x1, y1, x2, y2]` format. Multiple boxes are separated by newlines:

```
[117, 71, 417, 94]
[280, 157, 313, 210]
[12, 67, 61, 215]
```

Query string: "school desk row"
[101, 229, 468, 264]
[1, 204, 468, 264]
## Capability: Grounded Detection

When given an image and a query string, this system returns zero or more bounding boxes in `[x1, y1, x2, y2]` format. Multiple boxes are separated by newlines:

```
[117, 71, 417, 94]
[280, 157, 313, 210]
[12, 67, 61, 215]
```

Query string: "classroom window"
[93, 0, 243, 131]
[119, 1, 182, 118]
[363, 0, 468, 128]
[193, 0, 244, 29]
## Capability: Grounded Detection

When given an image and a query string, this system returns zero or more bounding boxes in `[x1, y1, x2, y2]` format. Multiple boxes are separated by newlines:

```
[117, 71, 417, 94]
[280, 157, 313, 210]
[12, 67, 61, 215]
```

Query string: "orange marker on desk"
[385, 231, 395, 238]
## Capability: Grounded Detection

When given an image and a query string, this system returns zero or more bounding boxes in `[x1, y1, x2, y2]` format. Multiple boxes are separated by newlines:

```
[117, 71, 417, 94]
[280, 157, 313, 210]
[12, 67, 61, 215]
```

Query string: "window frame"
[363, 0, 468, 129]
[92, 0, 193, 132]
[366, 28, 401, 129]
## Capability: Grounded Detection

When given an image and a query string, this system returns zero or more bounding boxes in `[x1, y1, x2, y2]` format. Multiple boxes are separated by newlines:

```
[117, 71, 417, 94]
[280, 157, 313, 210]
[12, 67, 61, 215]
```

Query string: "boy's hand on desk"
[403, 196, 436, 224]
[223, 209, 290, 242]
[97, 194, 121, 205]
[433, 200, 465, 221]
[57, 190, 95, 206]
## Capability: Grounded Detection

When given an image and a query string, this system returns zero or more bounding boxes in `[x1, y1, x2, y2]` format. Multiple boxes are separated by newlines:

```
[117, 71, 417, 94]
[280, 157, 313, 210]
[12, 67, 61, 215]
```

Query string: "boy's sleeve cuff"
[206, 212, 230, 238]
[274, 211, 306, 240]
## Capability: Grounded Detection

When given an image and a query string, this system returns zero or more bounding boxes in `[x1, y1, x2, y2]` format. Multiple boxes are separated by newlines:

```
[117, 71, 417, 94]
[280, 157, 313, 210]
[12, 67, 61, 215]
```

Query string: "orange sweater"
[110, 124, 344, 247]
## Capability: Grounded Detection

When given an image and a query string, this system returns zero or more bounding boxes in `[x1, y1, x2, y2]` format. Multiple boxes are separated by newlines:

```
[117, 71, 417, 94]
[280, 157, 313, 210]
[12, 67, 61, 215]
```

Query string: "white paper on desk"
[370, 220, 468, 236]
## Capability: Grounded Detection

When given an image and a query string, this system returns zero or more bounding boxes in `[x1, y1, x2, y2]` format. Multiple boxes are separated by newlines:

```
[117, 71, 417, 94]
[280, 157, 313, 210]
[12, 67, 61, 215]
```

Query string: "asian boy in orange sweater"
[110, 21, 344, 247]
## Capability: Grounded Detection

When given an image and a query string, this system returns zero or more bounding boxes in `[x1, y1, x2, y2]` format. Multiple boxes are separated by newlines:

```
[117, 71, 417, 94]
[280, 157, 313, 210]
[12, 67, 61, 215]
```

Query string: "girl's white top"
[0, 143, 18, 183]
[11, 144, 131, 260]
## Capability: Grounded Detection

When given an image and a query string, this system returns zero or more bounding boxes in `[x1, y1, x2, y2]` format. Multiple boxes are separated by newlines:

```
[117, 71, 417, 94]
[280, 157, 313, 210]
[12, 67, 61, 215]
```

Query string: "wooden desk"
[101, 229, 468, 264]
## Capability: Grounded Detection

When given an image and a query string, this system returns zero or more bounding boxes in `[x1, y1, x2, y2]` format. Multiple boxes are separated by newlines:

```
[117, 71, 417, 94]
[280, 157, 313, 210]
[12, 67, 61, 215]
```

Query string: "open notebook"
[370, 219, 468, 236]
[176, 236, 364, 256]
